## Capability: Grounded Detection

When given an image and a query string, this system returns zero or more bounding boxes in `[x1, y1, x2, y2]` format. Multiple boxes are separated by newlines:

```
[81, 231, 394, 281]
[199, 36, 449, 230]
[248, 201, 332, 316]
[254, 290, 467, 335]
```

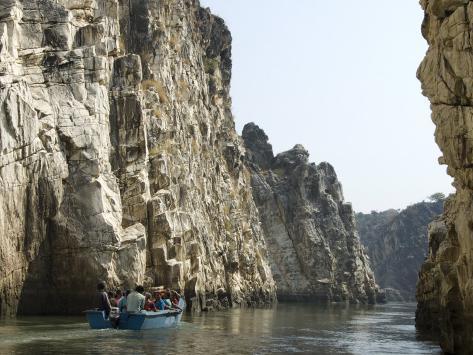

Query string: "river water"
[0, 302, 441, 354]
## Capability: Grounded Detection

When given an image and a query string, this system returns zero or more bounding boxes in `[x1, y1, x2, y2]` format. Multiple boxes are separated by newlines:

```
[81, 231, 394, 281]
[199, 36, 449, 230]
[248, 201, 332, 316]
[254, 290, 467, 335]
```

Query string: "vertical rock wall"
[357, 201, 444, 301]
[0, 0, 275, 316]
[417, 1, 473, 353]
[243, 123, 379, 304]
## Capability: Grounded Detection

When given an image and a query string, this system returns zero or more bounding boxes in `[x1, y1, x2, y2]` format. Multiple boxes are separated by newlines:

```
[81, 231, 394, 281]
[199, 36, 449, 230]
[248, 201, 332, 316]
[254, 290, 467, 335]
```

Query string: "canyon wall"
[417, 0, 473, 353]
[243, 123, 379, 304]
[357, 200, 443, 301]
[0, 0, 276, 316]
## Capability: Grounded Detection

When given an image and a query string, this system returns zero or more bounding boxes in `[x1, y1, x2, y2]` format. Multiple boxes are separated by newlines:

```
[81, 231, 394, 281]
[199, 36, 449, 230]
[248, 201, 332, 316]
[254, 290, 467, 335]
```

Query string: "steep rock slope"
[0, 0, 275, 316]
[356, 201, 444, 301]
[416, 1, 473, 353]
[243, 123, 379, 303]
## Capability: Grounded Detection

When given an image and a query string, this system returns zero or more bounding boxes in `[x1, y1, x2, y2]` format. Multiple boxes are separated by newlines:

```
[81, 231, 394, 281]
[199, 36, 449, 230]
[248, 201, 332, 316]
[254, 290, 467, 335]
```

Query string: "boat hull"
[85, 300, 185, 330]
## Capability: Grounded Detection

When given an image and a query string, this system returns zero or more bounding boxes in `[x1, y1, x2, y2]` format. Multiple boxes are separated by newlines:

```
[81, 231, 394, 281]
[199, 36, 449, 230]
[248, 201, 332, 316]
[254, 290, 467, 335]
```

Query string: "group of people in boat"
[96, 281, 182, 318]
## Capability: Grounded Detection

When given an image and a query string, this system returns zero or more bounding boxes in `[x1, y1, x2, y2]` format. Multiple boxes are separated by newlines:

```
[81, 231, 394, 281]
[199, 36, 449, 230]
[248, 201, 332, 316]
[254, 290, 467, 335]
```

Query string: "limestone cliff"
[416, 1, 473, 353]
[243, 123, 379, 304]
[356, 201, 444, 301]
[0, 0, 276, 316]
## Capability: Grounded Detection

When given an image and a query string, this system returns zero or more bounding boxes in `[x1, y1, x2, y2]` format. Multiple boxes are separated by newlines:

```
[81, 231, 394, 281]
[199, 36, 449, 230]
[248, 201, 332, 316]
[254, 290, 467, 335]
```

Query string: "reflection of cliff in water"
[0, 304, 441, 354]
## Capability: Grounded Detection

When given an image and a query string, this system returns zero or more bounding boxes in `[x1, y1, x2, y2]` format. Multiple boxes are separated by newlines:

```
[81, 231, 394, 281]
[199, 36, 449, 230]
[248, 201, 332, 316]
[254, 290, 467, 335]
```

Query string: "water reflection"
[0, 303, 441, 354]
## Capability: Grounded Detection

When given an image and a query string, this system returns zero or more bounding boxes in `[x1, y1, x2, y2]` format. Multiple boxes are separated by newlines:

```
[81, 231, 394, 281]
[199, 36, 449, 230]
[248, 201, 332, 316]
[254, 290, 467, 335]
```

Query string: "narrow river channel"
[0, 302, 441, 354]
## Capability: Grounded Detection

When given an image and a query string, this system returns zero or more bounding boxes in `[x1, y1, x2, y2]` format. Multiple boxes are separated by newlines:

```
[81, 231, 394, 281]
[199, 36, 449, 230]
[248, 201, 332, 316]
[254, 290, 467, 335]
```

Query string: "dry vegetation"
[142, 79, 169, 104]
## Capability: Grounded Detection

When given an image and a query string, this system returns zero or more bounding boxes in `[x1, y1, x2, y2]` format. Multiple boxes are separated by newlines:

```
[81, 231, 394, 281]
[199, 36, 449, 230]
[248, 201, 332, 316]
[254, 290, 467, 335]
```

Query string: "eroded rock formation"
[356, 201, 444, 301]
[243, 123, 379, 304]
[0, 0, 276, 316]
[417, 1, 473, 353]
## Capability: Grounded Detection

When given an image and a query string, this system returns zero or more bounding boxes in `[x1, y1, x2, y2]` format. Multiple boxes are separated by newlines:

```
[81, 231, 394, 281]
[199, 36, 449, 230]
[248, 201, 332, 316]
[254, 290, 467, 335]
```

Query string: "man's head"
[97, 281, 106, 291]
[155, 292, 162, 300]
[135, 285, 145, 294]
[116, 289, 122, 297]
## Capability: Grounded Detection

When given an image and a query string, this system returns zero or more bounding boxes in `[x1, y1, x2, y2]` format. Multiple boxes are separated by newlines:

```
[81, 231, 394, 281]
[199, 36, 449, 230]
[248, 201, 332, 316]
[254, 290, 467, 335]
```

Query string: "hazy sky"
[199, 0, 454, 213]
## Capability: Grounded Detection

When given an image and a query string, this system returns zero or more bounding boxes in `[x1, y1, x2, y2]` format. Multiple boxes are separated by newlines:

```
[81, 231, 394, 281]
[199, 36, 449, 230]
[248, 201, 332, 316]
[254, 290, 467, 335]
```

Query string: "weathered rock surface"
[0, 0, 276, 316]
[243, 123, 379, 304]
[356, 201, 444, 301]
[417, 1, 473, 353]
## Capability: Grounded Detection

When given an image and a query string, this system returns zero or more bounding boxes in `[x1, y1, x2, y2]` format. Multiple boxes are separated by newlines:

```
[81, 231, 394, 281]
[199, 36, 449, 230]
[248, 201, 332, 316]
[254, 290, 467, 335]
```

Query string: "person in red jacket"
[144, 292, 157, 311]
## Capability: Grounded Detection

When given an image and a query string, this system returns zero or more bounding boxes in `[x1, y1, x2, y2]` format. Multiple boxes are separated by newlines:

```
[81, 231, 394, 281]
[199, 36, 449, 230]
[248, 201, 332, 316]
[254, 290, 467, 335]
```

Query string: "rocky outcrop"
[243, 123, 379, 304]
[416, 1, 473, 353]
[0, 0, 276, 316]
[356, 201, 444, 301]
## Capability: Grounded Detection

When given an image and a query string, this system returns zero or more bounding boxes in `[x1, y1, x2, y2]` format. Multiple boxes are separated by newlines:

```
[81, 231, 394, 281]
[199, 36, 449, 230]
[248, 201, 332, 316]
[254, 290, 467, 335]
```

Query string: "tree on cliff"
[427, 192, 446, 202]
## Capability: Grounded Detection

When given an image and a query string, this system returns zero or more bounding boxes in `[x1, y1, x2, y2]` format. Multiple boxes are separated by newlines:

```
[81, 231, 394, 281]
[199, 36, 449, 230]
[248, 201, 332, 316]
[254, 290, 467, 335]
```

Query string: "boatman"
[96, 281, 112, 318]
[127, 285, 146, 312]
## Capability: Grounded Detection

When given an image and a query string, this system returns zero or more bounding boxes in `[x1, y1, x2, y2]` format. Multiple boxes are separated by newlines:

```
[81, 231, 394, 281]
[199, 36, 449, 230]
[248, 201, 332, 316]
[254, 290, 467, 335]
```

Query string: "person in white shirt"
[126, 285, 146, 312]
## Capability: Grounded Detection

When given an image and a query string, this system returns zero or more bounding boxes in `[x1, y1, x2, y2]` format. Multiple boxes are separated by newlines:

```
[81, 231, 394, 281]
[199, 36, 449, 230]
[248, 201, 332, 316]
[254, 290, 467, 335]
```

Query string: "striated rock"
[356, 201, 444, 301]
[0, 0, 275, 316]
[243, 123, 380, 304]
[416, 1, 473, 353]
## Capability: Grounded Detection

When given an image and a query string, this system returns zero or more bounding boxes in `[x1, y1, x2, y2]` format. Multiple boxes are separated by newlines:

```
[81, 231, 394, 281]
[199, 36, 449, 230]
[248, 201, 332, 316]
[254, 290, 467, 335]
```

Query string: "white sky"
[199, 0, 454, 213]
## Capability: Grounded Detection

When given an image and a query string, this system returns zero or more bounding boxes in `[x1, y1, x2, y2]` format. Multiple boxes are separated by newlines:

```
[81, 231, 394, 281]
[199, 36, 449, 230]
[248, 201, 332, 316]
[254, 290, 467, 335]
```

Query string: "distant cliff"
[0, 0, 276, 316]
[243, 123, 380, 304]
[416, 1, 473, 353]
[356, 201, 444, 301]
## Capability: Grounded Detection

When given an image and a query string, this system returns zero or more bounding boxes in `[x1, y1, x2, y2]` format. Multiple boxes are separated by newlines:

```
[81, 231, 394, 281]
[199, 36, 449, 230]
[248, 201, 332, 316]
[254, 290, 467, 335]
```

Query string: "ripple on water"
[0, 303, 442, 355]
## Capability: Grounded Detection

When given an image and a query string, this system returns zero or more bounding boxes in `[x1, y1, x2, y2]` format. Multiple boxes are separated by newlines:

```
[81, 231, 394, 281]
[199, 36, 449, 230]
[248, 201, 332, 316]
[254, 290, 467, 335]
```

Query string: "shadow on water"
[0, 303, 442, 354]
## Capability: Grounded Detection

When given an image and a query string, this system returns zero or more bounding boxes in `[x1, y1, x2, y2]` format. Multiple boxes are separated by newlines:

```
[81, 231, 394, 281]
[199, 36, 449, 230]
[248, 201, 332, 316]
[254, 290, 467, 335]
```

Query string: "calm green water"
[0, 303, 440, 354]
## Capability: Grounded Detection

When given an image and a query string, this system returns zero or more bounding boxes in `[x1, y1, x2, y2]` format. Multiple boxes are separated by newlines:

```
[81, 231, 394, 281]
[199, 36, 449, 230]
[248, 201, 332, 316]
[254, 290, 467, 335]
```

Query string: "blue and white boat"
[85, 299, 186, 330]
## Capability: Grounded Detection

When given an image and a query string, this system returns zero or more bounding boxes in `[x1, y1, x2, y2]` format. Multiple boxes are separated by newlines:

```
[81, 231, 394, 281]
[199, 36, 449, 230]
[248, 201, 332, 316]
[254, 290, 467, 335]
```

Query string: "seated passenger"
[114, 289, 123, 306]
[109, 291, 118, 307]
[118, 290, 130, 313]
[144, 292, 157, 311]
[163, 290, 173, 308]
[126, 285, 146, 312]
[154, 293, 170, 311]
[96, 281, 112, 318]
[170, 290, 182, 311]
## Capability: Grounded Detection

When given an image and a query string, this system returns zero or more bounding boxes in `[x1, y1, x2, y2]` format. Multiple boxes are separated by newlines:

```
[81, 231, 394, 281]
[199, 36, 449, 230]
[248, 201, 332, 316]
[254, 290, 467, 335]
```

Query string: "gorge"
[0, 0, 381, 318]
[0, 1, 462, 354]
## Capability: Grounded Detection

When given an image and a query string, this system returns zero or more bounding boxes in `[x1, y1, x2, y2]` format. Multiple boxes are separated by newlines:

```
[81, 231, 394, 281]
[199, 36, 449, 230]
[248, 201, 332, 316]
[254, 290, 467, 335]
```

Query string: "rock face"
[0, 0, 276, 316]
[356, 201, 444, 301]
[416, 1, 473, 353]
[243, 123, 379, 303]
